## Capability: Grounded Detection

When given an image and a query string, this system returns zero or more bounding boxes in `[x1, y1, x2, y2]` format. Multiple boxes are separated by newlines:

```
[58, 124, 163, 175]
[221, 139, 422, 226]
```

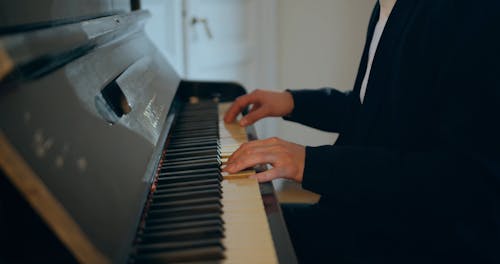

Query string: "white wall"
[274, 0, 375, 146]
[142, 0, 185, 76]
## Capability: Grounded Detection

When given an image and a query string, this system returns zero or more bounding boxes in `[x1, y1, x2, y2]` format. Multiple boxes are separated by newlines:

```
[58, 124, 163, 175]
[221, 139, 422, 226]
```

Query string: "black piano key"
[143, 219, 224, 234]
[163, 148, 219, 159]
[181, 104, 215, 109]
[168, 142, 218, 149]
[175, 123, 216, 128]
[152, 189, 222, 202]
[161, 161, 221, 172]
[130, 100, 228, 262]
[169, 137, 219, 145]
[180, 106, 217, 112]
[162, 157, 220, 167]
[146, 213, 222, 226]
[168, 135, 219, 144]
[153, 184, 221, 196]
[134, 245, 224, 263]
[171, 129, 218, 137]
[174, 117, 217, 123]
[170, 130, 218, 139]
[156, 173, 222, 184]
[165, 145, 219, 154]
[158, 167, 220, 177]
[146, 203, 223, 220]
[167, 143, 219, 152]
[149, 197, 221, 211]
[178, 110, 217, 116]
[173, 123, 218, 131]
[168, 139, 218, 147]
[181, 105, 217, 110]
[163, 154, 219, 164]
[174, 119, 217, 126]
[154, 178, 220, 190]
[181, 108, 217, 113]
[174, 124, 216, 130]
[161, 161, 220, 172]
[136, 238, 223, 254]
[139, 225, 224, 244]
[164, 156, 218, 166]
[178, 108, 215, 114]
[179, 109, 217, 114]
[136, 239, 223, 257]
[168, 138, 218, 147]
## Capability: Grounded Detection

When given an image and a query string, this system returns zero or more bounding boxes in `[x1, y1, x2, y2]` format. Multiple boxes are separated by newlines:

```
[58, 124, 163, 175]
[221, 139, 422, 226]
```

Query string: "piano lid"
[0, 0, 130, 34]
[0, 2, 181, 263]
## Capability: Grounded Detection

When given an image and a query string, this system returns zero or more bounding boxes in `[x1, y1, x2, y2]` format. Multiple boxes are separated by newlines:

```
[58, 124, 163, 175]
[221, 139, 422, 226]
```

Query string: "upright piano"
[0, 1, 297, 263]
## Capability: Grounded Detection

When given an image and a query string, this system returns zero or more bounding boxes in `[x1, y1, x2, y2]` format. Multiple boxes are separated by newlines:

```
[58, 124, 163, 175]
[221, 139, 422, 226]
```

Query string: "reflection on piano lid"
[0, 1, 297, 263]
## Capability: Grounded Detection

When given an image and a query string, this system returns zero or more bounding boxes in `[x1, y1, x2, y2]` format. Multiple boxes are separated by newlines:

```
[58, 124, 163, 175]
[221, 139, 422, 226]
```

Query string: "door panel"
[185, 0, 257, 89]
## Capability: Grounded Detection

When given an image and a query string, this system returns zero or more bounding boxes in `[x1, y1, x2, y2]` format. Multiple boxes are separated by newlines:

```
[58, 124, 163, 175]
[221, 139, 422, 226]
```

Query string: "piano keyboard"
[132, 100, 277, 263]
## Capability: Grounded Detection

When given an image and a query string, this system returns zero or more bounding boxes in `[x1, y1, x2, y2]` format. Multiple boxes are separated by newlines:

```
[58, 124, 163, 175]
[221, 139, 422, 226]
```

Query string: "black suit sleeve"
[303, 145, 497, 199]
[303, 0, 500, 200]
[283, 88, 359, 133]
[302, 1, 500, 247]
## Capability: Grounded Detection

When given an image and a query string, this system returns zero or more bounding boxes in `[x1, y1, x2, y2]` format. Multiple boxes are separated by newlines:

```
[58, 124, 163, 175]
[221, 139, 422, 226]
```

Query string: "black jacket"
[285, 1, 500, 262]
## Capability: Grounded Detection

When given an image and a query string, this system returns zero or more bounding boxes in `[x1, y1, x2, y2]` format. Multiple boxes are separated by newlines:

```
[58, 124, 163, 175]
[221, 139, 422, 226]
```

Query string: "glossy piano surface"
[0, 1, 297, 263]
[1, 8, 181, 263]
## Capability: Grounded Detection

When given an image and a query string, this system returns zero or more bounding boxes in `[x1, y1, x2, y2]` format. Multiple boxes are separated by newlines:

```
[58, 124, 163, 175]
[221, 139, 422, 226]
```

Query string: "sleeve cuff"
[302, 146, 330, 193]
[282, 89, 314, 123]
[301, 145, 351, 195]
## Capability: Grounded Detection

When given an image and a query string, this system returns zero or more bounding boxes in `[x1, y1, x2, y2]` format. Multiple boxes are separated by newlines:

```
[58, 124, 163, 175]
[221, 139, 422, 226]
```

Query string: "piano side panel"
[0, 166, 77, 263]
[0, 134, 107, 263]
[0, 30, 181, 263]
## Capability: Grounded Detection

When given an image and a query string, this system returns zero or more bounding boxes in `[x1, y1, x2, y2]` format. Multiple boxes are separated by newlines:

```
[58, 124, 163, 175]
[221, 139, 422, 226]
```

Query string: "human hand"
[224, 89, 294, 126]
[222, 137, 305, 183]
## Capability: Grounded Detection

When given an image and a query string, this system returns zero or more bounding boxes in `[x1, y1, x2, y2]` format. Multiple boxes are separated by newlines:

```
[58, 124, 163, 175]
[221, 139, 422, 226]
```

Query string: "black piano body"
[0, 1, 296, 263]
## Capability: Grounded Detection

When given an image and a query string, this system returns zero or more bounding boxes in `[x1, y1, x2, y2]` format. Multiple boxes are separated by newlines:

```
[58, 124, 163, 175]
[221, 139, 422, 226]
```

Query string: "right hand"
[224, 89, 294, 126]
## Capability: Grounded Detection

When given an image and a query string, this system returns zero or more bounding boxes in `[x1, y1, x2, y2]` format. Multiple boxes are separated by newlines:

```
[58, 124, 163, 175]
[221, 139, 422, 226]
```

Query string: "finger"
[225, 143, 271, 166]
[249, 168, 280, 182]
[223, 151, 276, 173]
[239, 106, 268, 126]
[227, 137, 282, 163]
[226, 137, 281, 163]
[224, 94, 256, 123]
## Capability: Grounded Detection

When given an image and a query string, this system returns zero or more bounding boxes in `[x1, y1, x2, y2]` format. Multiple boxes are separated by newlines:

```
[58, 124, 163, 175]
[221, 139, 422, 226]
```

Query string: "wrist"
[283, 89, 295, 116]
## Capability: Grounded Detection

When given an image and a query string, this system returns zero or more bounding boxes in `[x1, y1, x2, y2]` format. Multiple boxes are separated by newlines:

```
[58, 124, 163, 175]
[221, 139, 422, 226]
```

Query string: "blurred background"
[142, 0, 375, 202]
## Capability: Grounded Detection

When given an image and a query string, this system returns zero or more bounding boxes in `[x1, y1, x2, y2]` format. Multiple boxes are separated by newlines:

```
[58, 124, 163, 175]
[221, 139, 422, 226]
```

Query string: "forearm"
[301, 145, 500, 261]
[284, 88, 359, 133]
[302, 145, 497, 202]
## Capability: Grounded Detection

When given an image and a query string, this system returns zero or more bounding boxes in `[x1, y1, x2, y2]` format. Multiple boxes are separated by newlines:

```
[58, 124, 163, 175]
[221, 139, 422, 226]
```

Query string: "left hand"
[223, 137, 306, 183]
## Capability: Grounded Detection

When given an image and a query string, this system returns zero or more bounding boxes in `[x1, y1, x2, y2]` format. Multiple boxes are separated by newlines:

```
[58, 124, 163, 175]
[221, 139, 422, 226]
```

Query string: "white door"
[142, 0, 185, 75]
[184, 0, 270, 89]
[184, 0, 277, 138]
[142, 0, 277, 137]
